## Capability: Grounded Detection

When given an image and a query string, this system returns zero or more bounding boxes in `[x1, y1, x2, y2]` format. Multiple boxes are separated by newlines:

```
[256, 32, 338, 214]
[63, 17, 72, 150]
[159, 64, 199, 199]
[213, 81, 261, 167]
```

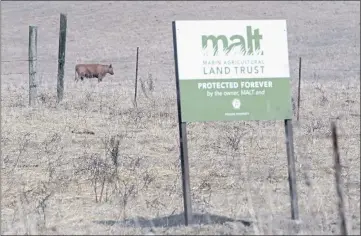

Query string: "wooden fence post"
[28, 26, 38, 106]
[297, 57, 302, 121]
[57, 13, 67, 103]
[134, 47, 139, 107]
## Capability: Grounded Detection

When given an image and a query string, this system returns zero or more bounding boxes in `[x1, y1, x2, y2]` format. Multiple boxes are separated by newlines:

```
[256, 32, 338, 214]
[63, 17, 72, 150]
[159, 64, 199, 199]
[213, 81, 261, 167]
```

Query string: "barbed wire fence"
[2, 56, 360, 118]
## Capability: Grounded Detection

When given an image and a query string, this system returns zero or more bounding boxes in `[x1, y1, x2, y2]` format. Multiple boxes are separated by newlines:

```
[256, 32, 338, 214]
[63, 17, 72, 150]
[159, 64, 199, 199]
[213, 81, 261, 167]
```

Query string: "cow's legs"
[75, 72, 79, 82]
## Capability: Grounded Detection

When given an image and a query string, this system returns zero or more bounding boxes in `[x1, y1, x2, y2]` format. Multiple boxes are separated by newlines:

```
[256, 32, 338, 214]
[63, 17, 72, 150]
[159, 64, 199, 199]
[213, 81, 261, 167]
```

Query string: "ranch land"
[1, 1, 360, 235]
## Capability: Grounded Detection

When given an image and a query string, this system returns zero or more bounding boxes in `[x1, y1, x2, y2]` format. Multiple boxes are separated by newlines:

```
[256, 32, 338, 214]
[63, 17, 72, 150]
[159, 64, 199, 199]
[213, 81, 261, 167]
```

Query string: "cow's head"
[108, 64, 114, 75]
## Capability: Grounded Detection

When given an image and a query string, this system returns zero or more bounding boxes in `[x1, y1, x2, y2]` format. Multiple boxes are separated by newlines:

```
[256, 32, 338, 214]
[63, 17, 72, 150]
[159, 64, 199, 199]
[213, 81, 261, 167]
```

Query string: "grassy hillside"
[1, 1, 360, 235]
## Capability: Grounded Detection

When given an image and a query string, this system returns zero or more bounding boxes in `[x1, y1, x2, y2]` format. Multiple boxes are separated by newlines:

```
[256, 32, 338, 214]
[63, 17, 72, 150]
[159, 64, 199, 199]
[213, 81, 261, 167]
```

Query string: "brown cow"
[75, 64, 114, 83]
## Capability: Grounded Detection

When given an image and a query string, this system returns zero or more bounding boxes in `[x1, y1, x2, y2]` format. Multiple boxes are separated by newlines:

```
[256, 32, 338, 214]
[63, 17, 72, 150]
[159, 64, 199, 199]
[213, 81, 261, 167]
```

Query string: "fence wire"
[1, 52, 360, 76]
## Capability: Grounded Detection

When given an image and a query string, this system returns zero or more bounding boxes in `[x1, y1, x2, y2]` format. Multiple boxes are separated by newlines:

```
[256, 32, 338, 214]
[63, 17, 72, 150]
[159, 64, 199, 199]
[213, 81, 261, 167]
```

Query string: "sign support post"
[284, 119, 299, 220]
[172, 21, 193, 226]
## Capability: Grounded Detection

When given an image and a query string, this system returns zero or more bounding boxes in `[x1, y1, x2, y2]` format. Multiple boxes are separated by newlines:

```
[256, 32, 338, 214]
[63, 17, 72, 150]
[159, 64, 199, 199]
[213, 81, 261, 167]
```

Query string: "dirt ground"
[1, 1, 360, 235]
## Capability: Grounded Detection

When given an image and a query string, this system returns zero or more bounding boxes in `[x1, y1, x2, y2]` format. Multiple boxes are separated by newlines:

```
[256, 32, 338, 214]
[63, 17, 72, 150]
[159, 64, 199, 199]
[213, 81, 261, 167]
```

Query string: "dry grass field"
[1, 1, 360, 235]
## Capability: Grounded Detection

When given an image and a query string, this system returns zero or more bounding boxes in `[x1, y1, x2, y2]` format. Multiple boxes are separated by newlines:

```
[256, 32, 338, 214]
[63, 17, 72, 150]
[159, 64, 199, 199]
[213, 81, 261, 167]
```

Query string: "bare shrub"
[140, 73, 155, 99]
[2, 131, 71, 234]
[315, 84, 329, 106]
[147, 73, 154, 92]
[292, 97, 297, 117]
[74, 134, 155, 219]
[10, 132, 31, 172]
[109, 135, 120, 168]
[38, 91, 57, 108]
[119, 107, 151, 126]
[224, 124, 250, 153]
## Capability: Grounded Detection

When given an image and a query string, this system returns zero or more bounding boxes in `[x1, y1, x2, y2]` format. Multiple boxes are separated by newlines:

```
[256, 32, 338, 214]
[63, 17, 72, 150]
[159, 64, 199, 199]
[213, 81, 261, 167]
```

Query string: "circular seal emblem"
[232, 98, 241, 109]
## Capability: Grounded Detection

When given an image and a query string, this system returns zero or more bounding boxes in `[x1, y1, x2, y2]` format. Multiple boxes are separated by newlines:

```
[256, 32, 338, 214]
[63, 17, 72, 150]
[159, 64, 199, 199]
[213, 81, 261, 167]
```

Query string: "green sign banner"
[173, 20, 293, 122]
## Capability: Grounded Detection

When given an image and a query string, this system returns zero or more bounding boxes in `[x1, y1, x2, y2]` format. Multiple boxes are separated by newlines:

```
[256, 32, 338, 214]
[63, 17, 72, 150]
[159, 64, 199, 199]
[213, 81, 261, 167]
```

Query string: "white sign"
[174, 20, 290, 80]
